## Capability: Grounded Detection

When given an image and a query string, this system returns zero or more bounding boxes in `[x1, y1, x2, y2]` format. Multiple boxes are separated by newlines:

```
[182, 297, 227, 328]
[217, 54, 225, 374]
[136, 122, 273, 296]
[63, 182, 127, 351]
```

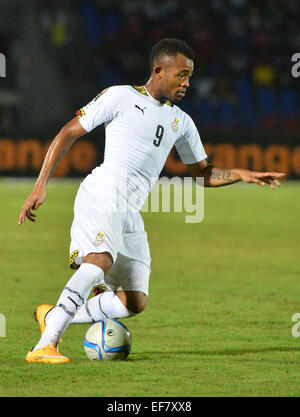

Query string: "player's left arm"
[187, 159, 285, 189]
[18, 117, 87, 225]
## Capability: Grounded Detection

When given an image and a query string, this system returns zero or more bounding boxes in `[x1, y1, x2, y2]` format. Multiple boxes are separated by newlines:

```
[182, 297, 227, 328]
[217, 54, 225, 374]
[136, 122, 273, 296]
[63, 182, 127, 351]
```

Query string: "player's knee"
[129, 298, 147, 315]
[82, 252, 113, 274]
[118, 291, 148, 315]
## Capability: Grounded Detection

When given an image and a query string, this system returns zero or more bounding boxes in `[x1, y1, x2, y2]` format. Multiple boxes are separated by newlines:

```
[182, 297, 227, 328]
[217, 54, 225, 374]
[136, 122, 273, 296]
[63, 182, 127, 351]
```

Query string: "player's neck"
[144, 80, 167, 104]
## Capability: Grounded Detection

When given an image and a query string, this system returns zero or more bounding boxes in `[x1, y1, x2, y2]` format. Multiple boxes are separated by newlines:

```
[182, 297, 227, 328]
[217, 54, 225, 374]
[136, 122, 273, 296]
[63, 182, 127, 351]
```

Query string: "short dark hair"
[149, 38, 195, 71]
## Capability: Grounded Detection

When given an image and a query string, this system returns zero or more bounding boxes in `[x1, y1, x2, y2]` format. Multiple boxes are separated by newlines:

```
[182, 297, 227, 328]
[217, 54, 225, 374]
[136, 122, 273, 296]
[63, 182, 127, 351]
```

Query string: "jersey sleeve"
[76, 86, 120, 132]
[175, 114, 207, 164]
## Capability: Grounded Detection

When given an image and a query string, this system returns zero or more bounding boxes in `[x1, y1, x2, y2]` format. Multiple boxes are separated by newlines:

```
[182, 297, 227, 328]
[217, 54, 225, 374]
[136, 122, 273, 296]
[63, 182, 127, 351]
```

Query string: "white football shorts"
[69, 180, 151, 295]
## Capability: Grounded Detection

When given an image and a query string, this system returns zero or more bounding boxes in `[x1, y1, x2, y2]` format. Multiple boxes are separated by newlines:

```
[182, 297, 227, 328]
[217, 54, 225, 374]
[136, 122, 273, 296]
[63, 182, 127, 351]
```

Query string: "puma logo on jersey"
[135, 104, 146, 115]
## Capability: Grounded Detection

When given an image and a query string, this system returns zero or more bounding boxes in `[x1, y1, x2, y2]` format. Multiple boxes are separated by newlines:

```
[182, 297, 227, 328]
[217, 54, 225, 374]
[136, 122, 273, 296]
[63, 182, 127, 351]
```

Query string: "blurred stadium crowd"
[1, 0, 300, 131]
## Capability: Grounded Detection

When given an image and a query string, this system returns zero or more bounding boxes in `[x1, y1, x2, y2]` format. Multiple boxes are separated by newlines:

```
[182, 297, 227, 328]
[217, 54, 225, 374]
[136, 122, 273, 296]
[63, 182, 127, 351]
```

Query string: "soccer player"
[19, 39, 284, 363]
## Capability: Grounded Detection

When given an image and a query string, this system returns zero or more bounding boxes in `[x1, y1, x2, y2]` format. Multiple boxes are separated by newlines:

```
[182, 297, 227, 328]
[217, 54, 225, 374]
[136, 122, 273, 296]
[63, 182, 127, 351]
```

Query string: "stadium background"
[0, 0, 299, 179]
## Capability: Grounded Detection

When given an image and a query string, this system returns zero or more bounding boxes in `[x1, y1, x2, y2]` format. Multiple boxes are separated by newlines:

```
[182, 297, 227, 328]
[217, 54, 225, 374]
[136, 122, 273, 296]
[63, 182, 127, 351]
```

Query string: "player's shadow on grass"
[133, 346, 300, 359]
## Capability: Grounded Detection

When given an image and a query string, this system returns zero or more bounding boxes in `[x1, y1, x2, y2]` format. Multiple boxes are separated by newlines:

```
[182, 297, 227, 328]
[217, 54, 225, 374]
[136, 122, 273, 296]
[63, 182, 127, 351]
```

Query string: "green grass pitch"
[0, 178, 299, 397]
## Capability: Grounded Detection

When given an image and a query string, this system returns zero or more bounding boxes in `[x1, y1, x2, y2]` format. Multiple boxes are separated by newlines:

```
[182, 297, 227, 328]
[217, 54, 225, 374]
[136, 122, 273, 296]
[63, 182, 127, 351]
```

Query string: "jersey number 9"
[153, 125, 164, 147]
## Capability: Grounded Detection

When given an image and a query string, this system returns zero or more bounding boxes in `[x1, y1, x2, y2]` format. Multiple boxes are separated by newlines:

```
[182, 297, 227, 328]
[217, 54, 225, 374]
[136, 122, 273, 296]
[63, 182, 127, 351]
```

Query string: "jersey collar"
[132, 85, 173, 107]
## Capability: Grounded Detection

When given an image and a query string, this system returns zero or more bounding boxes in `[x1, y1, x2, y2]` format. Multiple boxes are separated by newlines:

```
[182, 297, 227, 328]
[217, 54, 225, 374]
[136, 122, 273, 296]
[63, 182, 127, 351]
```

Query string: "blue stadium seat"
[218, 100, 235, 127]
[197, 100, 214, 128]
[233, 77, 258, 126]
[234, 77, 251, 101]
[280, 87, 297, 116]
[257, 87, 275, 116]
[79, 3, 102, 46]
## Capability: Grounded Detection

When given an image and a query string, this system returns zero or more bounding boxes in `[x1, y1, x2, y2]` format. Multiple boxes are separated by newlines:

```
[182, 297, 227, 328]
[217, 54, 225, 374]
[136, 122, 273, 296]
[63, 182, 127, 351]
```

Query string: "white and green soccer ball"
[84, 319, 132, 361]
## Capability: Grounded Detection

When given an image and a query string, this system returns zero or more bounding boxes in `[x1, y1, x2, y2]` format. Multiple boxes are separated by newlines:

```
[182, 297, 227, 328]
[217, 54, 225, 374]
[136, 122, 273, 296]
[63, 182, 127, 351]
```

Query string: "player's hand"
[18, 188, 46, 225]
[236, 169, 286, 190]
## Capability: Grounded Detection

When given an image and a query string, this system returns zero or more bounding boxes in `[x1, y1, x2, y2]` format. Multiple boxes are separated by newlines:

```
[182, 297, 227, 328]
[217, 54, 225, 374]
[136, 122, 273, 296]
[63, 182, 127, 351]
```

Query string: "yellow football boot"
[34, 304, 63, 344]
[26, 344, 70, 364]
[34, 304, 54, 334]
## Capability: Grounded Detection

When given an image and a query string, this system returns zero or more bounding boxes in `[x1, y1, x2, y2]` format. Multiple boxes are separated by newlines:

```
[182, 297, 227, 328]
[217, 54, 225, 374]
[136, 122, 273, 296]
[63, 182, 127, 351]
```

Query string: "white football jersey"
[77, 85, 207, 210]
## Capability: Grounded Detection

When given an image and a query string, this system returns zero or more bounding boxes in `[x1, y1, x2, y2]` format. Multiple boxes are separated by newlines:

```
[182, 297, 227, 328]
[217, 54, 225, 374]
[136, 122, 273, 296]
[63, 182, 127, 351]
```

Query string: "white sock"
[70, 291, 134, 324]
[34, 263, 104, 350]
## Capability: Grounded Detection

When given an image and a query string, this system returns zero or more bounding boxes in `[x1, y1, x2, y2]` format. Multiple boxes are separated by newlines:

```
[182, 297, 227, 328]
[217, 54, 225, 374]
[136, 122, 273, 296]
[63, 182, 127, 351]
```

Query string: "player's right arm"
[19, 86, 120, 225]
[18, 117, 87, 225]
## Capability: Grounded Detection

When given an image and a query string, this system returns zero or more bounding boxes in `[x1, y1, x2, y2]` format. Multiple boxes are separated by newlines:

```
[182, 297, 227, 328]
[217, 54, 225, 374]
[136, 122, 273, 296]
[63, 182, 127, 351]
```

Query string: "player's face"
[159, 53, 194, 102]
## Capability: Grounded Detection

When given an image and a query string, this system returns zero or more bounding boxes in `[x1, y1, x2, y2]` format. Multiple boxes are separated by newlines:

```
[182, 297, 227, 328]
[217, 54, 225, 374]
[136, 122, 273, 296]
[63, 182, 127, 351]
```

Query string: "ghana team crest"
[94, 232, 105, 247]
[171, 117, 179, 132]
